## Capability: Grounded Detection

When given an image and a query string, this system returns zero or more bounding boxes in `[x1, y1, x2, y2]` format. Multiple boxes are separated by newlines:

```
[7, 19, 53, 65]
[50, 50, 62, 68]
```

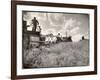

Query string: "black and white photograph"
[22, 11, 89, 68]
[11, 1, 97, 79]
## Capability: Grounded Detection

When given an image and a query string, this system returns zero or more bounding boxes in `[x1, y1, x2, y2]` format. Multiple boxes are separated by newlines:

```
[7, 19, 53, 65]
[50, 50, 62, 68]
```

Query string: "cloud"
[84, 32, 89, 39]
[70, 26, 79, 35]
[72, 34, 82, 42]
[23, 11, 89, 40]
[41, 28, 57, 35]
[48, 13, 64, 26]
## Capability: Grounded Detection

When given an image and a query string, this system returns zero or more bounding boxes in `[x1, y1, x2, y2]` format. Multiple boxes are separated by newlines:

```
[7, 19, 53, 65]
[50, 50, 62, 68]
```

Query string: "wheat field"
[23, 40, 89, 68]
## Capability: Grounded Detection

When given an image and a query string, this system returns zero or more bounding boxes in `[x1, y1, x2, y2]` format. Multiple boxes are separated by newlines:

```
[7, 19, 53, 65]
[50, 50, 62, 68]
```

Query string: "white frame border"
[17, 5, 95, 75]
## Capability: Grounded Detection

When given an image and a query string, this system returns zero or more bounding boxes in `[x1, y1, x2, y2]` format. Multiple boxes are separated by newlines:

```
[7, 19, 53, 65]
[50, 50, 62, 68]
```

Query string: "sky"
[23, 11, 89, 42]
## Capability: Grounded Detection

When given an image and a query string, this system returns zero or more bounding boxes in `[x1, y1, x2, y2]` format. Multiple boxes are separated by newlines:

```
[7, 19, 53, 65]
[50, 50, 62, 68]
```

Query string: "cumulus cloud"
[70, 27, 80, 35]
[72, 34, 82, 42]
[23, 11, 89, 41]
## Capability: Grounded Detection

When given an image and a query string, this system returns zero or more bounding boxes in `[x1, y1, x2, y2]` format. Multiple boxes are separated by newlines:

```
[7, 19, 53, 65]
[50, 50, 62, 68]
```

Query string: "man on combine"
[31, 17, 39, 32]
